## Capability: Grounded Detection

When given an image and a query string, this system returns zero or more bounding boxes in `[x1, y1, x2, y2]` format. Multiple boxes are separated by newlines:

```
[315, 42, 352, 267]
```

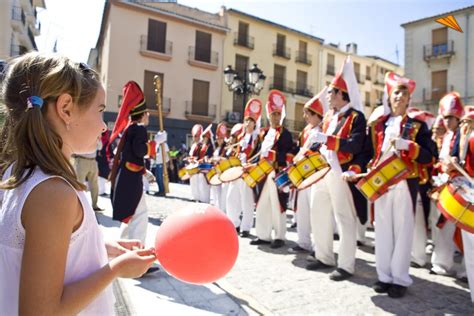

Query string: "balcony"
[233, 32, 254, 49]
[374, 73, 385, 86]
[148, 97, 171, 116]
[295, 51, 312, 66]
[284, 119, 306, 132]
[355, 73, 365, 84]
[273, 44, 291, 59]
[185, 101, 216, 123]
[295, 84, 314, 97]
[422, 85, 454, 105]
[140, 35, 172, 61]
[326, 65, 335, 76]
[268, 77, 294, 94]
[423, 41, 455, 65]
[188, 46, 219, 70]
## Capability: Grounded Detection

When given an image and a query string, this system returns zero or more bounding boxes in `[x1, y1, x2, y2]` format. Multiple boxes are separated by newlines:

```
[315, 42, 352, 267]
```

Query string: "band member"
[432, 115, 447, 151]
[210, 123, 228, 211]
[110, 81, 166, 244]
[189, 124, 203, 202]
[431, 92, 465, 276]
[368, 72, 433, 298]
[227, 99, 262, 237]
[250, 90, 294, 248]
[289, 88, 328, 253]
[305, 57, 370, 282]
[196, 124, 214, 203]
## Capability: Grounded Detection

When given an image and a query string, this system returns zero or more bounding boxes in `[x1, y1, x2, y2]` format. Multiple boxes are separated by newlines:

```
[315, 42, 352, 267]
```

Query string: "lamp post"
[224, 64, 266, 115]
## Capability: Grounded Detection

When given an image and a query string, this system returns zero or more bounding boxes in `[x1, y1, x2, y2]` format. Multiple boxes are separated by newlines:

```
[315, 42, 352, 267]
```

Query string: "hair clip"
[26, 96, 43, 110]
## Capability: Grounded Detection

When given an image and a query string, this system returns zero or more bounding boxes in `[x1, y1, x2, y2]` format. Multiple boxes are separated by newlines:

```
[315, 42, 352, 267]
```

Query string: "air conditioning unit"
[227, 111, 241, 123]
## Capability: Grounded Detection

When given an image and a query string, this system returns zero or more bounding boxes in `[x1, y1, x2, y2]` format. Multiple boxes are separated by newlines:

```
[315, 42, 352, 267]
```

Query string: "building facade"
[0, 0, 44, 60]
[91, 0, 228, 147]
[402, 6, 474, 112]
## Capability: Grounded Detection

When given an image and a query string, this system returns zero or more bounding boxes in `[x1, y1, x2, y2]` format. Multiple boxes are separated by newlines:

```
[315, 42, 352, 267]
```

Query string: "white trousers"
[120, 193, 148, 245]
[190, 174, 200, 201]
[310, 170, 357, 273]
[98, 176, 107, 195]
[255, 172, 286, 241]
[197, 173, 210, 203]
[462, 230, 474, 302]
[296, 187, 312, 250]
[431, 208, 456, 274]
[411, 194, 428, 266]
[226, 178, 254, 232]
[374, 180, 414, 287]
[210, 183, 228, 213]
[142, 175, 150, 192]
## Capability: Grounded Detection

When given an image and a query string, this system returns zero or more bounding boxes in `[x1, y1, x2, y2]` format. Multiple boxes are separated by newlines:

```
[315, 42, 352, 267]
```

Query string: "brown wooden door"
[274, 64, 285, 91]
[238, 22, 249, 46]
[432, 70, 447, 102]
[144, 70, 163, 109]
[277, 34, 286, 56]
[296, 70, 307, 94]
[235, 54, 249, 79]
[192, 79, 210, 116]
[299, 40, 307, 60]
[195, 31, 211, 63]
[147, 19, 166, 53]
[327, 53, 335, 75]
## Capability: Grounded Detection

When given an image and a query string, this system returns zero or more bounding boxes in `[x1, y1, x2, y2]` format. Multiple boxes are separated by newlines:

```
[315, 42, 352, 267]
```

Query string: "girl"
[0, 52, 156, 315]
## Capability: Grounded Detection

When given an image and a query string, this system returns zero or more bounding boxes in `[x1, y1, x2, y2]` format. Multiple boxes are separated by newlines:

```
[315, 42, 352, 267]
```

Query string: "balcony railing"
[295, 51, 312, 66]
[268, 77, 294, 94]
[233, 32, 254, 49]
[188, 46, 219, 69]
[273, 44, 291, 59]
[374, 73, 385, 85]
[423, 41, 455, 62]
[284, 119, 306, 132]
[147, 97, 171, 113]
[295, 84, 314, 97]
[185, 101, 216, 120]
[355, 73, 365, 84]
[422, 85, 454, 104]
[140, 35, 172, 59]
[326, 65, 335, 76]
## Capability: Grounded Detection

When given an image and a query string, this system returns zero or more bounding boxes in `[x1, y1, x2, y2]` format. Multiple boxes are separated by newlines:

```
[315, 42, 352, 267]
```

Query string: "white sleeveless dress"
[0, 166, 115, 315]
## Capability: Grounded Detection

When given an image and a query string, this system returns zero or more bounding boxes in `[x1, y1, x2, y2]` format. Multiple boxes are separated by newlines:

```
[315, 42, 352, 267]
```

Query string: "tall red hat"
[109, 81, 146, 147]
[461, 105, 474, 121]
[407, 107, 435, 129]
[330, 73, 348, 93]
[385, 72, 416, 97]
[230, 123, 244, 137]
[266, 90, 285, 115]
[192, 124, 203, 137]
[216, 123, 228, 139]
[244, 98, 262, 122]
[439, 92, 464, 119]
[202, 124, 213, 139]
[433, 115, 447, 130]
[304, 87, 328, 117]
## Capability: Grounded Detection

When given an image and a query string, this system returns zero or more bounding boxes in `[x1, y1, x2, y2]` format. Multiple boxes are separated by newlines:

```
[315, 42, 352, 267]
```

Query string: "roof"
[364, 55, 400, 67]
[401, 5, 474, 27]
[228, 8, 324, 44]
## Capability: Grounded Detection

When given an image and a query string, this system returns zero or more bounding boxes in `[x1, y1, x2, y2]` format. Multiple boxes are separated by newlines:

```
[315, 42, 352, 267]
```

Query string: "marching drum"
[218, 157, 243, 182]
[356, 153, 410, 202]
[243, 159, 274, 188]
[206, 166, 222, 186]
[198, 162, 213, 173]
[288, 152, 330, 190]
[185, 162, 200, 177]
[437, 176, 474, 233]
[178, 167, 191, 181]
[274, 169, 291, 190]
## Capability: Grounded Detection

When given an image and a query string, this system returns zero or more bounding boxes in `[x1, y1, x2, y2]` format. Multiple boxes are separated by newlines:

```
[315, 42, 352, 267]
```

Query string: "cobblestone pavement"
[139, 183, 474, 315]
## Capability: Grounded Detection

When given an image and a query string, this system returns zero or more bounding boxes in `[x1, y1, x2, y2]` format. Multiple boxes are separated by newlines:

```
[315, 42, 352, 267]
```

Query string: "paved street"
[97, 182, 474, 315]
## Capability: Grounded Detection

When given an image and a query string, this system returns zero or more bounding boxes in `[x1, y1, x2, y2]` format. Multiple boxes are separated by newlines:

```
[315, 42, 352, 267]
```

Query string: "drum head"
[297, 167, 330, 190]
[209, 175, 222, 186]
[220, 166, 244, 182]
[451, 176, 474, 204]
[180, 173, 191, 181]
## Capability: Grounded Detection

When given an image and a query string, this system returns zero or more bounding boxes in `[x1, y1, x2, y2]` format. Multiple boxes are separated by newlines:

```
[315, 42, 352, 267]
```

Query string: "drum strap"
[332, 112, 349, 135]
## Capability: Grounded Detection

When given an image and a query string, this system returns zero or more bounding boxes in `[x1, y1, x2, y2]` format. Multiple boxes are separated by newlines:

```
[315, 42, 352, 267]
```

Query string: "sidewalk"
[94, 185, 261, 316]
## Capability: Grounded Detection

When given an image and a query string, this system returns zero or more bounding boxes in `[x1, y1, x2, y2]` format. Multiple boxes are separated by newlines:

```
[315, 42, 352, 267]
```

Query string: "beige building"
[402, 6, 474, 112]
[219, 8, 324, 135]
[91, 0, 228, 147]
[0, 0, 44, 60]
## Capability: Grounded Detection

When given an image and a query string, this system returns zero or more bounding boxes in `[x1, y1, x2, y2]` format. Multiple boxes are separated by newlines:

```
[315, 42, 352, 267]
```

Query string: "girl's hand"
[105, 239, 143, 258]
[110, 248, 156, 278]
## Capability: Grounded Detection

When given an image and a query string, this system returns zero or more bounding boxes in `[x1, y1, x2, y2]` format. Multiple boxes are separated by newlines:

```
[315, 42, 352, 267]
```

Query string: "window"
[147, 19, 167, 53]
[144, 70, 163, 109]
[366, 66, 371, 81]
[327, 53, 335, 75]
[432, 27, 448, 56]
[192, 79, 210, 116]
[273, 64, 286, 91]
[195, 31, 212, 63]
[276, 33, 287, 57]
[296, 70, 308, 96]
[238, 21, 249, 46]
[233, 55, 249, 113]
[354, 62, 361, 83]
[431, 70, 447, 102]
[365, 91, 371, 107]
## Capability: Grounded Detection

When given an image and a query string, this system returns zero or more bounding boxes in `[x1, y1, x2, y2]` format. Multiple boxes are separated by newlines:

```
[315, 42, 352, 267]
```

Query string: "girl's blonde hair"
[0, 52, 101, 190]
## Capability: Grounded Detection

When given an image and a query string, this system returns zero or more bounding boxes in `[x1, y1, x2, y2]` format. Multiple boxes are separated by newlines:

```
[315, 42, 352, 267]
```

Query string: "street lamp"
[224, 63, 266, 114]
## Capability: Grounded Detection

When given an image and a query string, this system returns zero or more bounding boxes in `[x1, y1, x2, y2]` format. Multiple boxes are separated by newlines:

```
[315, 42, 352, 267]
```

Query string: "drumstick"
[450, 157, 474, 184]
[247, 150, 262, 164]
[224, 142, 240, 150]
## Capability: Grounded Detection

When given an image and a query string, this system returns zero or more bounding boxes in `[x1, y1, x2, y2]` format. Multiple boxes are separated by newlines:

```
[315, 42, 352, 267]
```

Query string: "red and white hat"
[433, 115, 447, 130]
[304, 87, 328, 117]
[244, 98, 262, 122]
[202, 124, 213, 139]
[192, 124, 203, 137]
[266, 90, 285, 115]
[407, 107, 435, 130]
[330, 73, 348, 93]
[216, 122, 228, 139]
[330, 56, 362, 112]
[230, 123, 244, 137]
[382, 72, 416, 114]
[461, 105, 474, 121]
[439, 92, 464, 119]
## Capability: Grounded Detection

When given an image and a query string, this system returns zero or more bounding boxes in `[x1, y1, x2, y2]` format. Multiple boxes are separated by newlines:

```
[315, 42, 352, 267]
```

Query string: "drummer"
[305, 57, 370, 282]
[188, 124, 203, 201]
[431, 92, 465, 277]
[209, 123, 228, 212]
[367, 72, 433, 298]
[196, 124, 214, 203]
[250, 90, 294, 249]
[289, 88, 328, 254]
[227, 99, 262, 237]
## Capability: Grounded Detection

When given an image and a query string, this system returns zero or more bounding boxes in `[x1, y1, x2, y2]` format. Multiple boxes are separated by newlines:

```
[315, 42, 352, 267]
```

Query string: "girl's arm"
[20, 178, 155, 315]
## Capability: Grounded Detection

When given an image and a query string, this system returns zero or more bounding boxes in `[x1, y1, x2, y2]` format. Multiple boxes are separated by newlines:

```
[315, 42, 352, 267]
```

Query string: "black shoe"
[387, 284, 407, 298]
[290, 222, 297, 228]
[373, 281, 391, 293]
[457, 276, 469, 284]
[270, 239, 285, 249]
[240, 231, 250, 238]
[236, 226, 240, 234]
[306, 260, 333, 271]
[329, 268, 353, 281]
[357, 240, 364, 247]
[145, 266, 160, 274]
[333, 234, 340, 241]
[250, 238, 271, 245]
[288, 245, 309, 254]
[93, 207, 104, 212]
[306, 251, 317, 262]
[410, 262, 423, 269]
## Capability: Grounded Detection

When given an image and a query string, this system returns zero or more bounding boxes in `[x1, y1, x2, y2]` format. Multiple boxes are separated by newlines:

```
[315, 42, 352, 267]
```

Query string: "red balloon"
[155, 205, 239, 284]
